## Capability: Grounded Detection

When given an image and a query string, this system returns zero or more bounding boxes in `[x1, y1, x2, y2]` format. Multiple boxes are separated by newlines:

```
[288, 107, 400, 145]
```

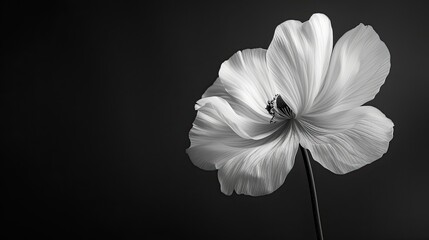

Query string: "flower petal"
[218, 126, 298, 196]
[187, 97, 287, 171]
[196, 96, 282, 140]
[202, 78, 270, 123]
[299, 106, 394, 174]
[310, 24, 390, 114]
[267, 13, 333, 115]
[187, 108, 251, 171]
[219, 48, 278, 118]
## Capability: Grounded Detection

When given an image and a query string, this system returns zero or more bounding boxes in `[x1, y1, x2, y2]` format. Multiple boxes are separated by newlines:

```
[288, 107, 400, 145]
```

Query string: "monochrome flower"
[187, 13, 394, 196]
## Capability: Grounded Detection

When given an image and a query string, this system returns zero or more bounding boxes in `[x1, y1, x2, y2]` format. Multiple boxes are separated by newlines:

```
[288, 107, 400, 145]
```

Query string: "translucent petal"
[196, 96, 282, 140]
[267, 13, 333, 115]
[310, 24, 390, 114]
[219, 48, 278, 119]
[187, 96, 286, 171]
[299, 106, 394, 174]
[218, 125, 298, 196]
[202, 78, 270, 123]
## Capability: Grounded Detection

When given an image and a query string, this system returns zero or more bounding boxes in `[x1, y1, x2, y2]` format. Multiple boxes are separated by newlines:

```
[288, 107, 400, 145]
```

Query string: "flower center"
[265, 94, 295, 123]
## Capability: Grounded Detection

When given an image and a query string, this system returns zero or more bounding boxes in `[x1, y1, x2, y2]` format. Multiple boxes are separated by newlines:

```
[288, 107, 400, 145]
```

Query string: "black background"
[2, 1, 429, 239]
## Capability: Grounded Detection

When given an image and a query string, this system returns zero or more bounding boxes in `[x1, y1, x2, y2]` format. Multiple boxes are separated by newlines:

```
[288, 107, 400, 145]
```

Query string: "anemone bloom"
[187, 13, 393, 197]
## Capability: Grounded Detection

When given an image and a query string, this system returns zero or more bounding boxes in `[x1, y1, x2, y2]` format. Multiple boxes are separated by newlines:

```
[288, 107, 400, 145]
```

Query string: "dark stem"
[299, 145, 324, 240]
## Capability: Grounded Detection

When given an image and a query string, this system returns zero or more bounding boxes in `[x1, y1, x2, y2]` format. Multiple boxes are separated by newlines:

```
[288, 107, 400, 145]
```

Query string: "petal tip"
[310, 13, 330, 21]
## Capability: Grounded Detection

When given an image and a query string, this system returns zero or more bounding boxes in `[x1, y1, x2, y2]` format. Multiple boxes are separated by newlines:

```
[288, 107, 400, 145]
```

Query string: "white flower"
[186, 13, 394, 196]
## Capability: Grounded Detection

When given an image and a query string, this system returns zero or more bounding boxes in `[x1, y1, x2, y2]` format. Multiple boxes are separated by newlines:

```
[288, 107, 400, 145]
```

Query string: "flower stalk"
[300, 145, 324, 240]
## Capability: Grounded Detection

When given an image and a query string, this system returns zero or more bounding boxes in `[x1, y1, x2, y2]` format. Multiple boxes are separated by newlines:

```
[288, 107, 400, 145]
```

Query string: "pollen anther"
[265, 94, 295, 123]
